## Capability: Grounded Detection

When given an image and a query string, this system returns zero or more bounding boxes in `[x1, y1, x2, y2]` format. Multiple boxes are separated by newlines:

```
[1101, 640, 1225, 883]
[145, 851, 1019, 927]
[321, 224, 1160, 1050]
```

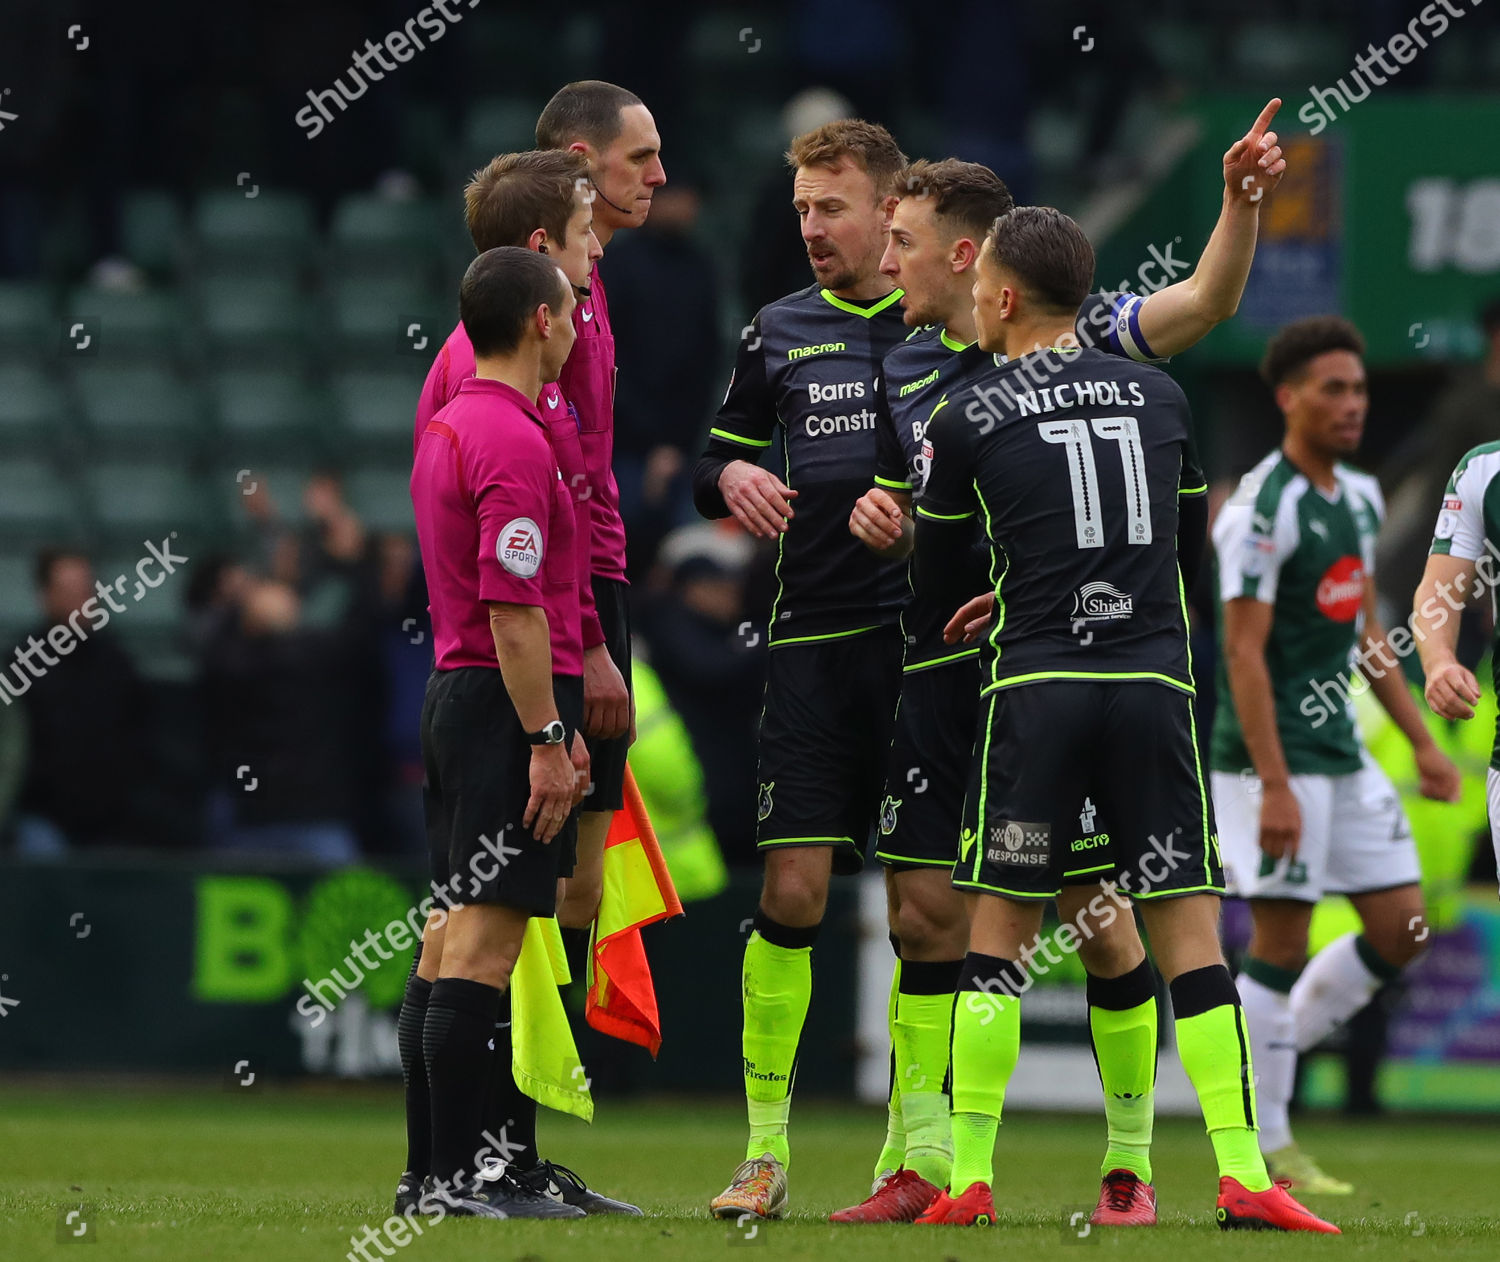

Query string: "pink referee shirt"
[557, 263, 628, 584]
[412, 377, 582, 677]
[415, 321, 604, 650]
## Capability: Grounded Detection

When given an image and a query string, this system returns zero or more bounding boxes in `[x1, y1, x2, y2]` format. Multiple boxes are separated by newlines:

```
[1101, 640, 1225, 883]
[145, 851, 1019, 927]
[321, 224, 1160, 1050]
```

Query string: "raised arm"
[1135, 98, 1286, 357]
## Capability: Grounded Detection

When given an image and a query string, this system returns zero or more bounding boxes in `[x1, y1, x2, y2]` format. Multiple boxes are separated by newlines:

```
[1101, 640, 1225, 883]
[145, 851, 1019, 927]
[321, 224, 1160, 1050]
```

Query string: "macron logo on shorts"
[498, 517, 543, 577]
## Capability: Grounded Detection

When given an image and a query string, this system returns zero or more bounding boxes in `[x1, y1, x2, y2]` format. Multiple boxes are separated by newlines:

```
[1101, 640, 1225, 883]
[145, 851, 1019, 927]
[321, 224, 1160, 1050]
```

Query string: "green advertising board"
[1093, 94, 1500, 366]
[0, 860, 857, 1094]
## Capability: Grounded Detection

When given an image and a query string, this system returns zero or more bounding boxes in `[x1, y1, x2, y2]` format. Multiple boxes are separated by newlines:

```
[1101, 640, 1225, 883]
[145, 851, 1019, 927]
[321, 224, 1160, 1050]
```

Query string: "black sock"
[397, 958, 433, 1178]
[480, 987, 539, 1170]
[423, 977, 500, 1184]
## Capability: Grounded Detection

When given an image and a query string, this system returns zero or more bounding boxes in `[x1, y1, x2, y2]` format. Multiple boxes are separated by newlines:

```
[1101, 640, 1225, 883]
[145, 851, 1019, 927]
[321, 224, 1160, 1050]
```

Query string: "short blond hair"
[785, 119, 907, 197]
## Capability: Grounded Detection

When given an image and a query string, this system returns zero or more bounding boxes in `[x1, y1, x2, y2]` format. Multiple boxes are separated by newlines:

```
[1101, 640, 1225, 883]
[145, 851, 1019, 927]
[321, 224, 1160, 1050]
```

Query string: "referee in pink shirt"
[409, 246, 588, 1219]
[401, 149, 640, 1217]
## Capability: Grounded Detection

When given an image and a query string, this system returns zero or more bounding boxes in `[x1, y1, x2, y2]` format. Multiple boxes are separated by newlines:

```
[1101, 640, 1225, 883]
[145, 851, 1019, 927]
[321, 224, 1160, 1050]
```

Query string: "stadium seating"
[0, 365, 67, 452]
[63, 287, 189, 363]
[84, 461, 216, 544]
[208, 367, 323, 462]
[193, 190, 316, 263]
[0, 282, 56, 354]
[0, 461, 84, 546]
[75, 364, 203, 456]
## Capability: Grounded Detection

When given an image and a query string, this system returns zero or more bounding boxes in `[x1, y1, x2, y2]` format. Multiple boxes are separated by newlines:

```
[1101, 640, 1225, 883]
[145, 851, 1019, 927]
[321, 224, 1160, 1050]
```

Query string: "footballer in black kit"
[873, 292, 1156, 873]
[914, 343, 1221, 901]
[694, 283, 909, 872]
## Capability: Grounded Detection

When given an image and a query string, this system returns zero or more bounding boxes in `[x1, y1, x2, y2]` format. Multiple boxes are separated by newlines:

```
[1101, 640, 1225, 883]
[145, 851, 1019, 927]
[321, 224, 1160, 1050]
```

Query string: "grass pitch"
[3, 1082, 1499, 1259]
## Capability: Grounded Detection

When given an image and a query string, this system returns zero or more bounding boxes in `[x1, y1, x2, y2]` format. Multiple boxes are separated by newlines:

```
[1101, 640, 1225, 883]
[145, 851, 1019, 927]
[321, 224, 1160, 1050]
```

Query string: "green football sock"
[742, 929, 813, 1167]
[1089, 997, 1157, 1182]
[874, 960, 905, 1181]
[895, 989, 957, 1187]
[949, 957, 1022, 1192]
[1172, 966, 1270, 1193]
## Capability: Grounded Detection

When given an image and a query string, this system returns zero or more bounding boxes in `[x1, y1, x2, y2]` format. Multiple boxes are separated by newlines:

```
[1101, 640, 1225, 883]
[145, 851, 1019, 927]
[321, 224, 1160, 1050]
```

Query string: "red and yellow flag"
[586, 765, 683, 1055]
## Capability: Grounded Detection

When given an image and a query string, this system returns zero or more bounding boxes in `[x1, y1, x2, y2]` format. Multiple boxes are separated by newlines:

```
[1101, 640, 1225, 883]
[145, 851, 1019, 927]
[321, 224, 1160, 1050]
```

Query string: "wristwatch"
[526, 719, 567, 746]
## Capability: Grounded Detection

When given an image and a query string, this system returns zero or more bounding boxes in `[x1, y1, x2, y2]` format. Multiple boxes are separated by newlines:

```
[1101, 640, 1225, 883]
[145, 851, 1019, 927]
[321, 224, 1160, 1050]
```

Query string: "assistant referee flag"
[588, 765, 684, 1055]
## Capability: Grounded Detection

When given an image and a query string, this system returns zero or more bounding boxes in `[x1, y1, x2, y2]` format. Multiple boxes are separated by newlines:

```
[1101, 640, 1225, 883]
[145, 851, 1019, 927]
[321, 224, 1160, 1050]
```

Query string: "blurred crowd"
[3, 294, 1497, 869]
[2, 0, 1499, 876]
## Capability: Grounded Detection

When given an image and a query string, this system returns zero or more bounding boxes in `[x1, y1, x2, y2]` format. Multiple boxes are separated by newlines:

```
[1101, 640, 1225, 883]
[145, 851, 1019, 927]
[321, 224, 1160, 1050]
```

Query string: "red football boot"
[914, 1181, 996, 1225]
[1089, 1169, 1157, 1226]
[829, 1168, 941, 1223]
[1216, 1177, 1341, 1233]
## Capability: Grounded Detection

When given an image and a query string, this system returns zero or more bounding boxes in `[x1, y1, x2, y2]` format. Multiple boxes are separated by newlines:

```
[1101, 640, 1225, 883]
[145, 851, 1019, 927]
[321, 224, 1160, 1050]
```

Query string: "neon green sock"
[874, 961, 904, 1180]
[1176, 1002, 1270, 1192]
[949, 984, 1020, 1191]
[742, 930, 813, 1168]
[1089, 996, 1157, 1182]
[895, 990, 955, 1187]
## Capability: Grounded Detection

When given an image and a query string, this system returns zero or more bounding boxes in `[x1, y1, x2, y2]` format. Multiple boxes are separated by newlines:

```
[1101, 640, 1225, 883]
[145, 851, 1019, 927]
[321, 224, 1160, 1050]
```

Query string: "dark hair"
[896, 159, 1014, 239]
[34, 546, 89, 591]
[1259, 315, 1365, 388]
[983, 206, 1095, 315]
[460, 247, 569, 357]
[465, 149, 591, 253]
[536, 80, 643, 151]
[786, 119, 907, 197]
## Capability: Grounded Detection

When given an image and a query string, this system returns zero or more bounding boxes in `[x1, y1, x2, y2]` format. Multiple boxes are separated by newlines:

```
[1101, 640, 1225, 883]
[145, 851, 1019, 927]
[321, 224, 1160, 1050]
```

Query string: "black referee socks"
[397, 967, 433, 1178]
[423, 977, 501, 1183]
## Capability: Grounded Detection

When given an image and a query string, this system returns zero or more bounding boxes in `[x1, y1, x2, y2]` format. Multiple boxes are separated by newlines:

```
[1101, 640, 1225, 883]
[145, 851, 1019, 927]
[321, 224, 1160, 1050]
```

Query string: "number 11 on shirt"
[1039, 417, 1153, 549]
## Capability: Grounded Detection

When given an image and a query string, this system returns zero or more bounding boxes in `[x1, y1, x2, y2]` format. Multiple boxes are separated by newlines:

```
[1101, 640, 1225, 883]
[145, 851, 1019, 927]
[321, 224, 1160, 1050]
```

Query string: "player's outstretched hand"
[1425, 659, 1480, 721]
[720, 460, 797, 539]
[1414, 742, 1464, 804]
[583, 643, 630, 739]
[944, 592, 995, 644]
[1257, 781, 1302, 861]
[569, 731, 593, 809]
[1224, 97, 1285, 206]
[849, 487, 907, 552]
[525, 743, 576, 842]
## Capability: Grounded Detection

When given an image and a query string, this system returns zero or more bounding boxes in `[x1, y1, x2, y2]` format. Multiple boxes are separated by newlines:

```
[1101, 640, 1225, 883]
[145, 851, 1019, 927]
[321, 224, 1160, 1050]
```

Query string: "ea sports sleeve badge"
[497, 517, 543, 577]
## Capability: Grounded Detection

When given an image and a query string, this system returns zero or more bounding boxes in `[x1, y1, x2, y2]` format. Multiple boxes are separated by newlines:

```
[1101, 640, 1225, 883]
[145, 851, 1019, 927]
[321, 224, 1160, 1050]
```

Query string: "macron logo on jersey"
[787, 341, 845, 361]
[497, 517, 543, 578]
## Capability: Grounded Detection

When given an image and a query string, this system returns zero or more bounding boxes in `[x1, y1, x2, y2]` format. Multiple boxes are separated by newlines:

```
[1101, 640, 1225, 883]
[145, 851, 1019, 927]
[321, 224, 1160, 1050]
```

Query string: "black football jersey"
[915, 344, 1207, 694]
[697, 284, 910, 644]
[883, 293, 1163, 672]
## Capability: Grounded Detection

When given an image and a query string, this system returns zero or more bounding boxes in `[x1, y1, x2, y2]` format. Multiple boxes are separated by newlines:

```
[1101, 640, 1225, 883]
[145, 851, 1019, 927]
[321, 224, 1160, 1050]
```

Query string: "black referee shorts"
[756, 626, 905, 876]
[955, 679, 1221, 902]
[421, 667, 583, 917]
[587, 575, 633, 813]
[877, 655, 1120, 882]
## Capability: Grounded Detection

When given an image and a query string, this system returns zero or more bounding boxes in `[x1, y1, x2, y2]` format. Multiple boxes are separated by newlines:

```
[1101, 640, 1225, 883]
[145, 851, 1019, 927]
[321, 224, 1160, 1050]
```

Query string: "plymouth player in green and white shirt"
[1210, 316, 1461, 1195]
[1415, 440, 1500, 887]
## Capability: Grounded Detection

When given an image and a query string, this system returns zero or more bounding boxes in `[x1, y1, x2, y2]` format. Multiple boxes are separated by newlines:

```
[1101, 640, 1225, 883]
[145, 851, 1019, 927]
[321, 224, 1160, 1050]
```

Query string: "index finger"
[1247, 97, 1281, 141]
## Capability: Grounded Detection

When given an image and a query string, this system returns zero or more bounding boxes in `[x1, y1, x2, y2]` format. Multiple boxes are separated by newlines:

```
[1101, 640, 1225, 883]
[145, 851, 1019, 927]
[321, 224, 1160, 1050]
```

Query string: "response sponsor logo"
[1070, 581, 1133, 623]
[497, 517, 542, 578]
[1315, 555, 1364, 622]
[985, 820, 1050, 867]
